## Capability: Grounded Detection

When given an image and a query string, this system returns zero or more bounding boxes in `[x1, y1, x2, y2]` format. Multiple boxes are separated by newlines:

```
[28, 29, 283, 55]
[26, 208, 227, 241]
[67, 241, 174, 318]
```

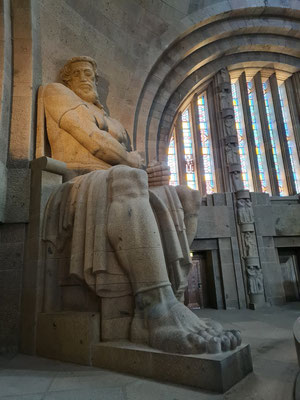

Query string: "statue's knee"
[110, 166, 148, 197]
[176, 185, 201, 215]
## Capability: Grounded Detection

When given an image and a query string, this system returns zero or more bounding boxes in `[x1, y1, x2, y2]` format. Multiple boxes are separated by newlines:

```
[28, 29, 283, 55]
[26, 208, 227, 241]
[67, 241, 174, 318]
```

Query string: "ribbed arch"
[132, 5, 300, 164]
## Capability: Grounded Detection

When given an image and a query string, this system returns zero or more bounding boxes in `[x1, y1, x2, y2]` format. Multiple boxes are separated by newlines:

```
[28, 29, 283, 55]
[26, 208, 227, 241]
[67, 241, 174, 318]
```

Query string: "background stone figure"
[219, 90, 233, 110]
[42, 56, 242, 355]
[237, 199, 255, 224]
[226, 143, 240, 165]
[224, 117, 235, 137]
[243, 231, 257, 257]
[231, 170, 244, 191]
[246, 265, 264, 294]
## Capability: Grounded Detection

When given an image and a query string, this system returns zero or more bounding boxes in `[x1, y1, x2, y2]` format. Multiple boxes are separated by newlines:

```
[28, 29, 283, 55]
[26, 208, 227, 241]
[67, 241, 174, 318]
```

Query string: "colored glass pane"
[231, 82, 253, 191]
[278, 83, 300, 193]
[247, 80, 271, 193]
[182, 108, 197, 189]
[167, 133, 178, 186]
[197, 93, 216, 194]
[262, 80, 288, 196]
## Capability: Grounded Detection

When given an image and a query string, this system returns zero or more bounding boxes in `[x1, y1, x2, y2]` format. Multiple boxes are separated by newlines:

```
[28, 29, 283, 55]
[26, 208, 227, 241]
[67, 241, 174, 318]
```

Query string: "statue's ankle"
[135, 284, 177, 319]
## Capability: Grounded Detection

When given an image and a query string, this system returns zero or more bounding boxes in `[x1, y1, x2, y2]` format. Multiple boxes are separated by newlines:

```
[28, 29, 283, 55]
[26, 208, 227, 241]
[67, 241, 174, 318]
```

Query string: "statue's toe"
[225, 331, 238, 350]
[207, 336, 222, 353]
[186, 333, 207, 354]
[198, 329, 213, 341]
[221, 335, 231, 351]
[230, 329, 242, 346]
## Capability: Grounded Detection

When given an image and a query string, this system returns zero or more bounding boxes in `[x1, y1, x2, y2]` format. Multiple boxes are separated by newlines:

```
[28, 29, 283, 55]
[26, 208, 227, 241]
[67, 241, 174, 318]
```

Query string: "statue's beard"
[73, 86, 99, 104]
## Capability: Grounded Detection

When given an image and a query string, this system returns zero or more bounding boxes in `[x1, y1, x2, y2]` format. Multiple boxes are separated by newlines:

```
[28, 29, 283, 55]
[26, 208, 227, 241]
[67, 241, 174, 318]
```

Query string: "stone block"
[0, 241, 24, 270]
[272, 205, 300, 236]
[294, 317, 300, 367]
[61, 285, 99, 312]
[196, 206, 230, 238]
[5, 168, 31, 223]
[191, 238, 218, 251]
[253, 205, 275, 236]
[36, 312, 100, 365]
[92, 341, 253, 393]
[101, 295, 134, 320]
[101, 295, 134, 341]
[212, 193, 225, 206]
[0, 311, 20, 354]
[0, 222, 25, 243]
[0, 160, 7, 222]
[101, 317, 132, 342]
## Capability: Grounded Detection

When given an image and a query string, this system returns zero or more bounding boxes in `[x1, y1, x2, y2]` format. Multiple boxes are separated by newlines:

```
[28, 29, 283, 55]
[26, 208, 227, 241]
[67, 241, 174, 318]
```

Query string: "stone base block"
[249, 293, 268, 309]
[92, 341, 253, 393]
[36, 312, 100, 365]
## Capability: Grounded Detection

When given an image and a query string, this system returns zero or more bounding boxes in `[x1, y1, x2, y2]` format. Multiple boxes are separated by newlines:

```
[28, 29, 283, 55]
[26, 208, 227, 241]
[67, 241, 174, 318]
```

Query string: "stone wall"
[0, 0, 300, 353]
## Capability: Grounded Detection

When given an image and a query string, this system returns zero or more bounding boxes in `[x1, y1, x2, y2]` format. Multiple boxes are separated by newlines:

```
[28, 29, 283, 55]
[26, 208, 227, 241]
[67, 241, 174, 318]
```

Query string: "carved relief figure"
[243, 231, 257, 257]
[219, 90, 233, 110]
[42, 56, 241, 355]
[225, 143, 240, 165]
[224, 117, 235, 137]
[231, 170, 244, 192]
[237, 199, 254, 224]
[246, 265, 264, 294]
[218, 68, 229, 84]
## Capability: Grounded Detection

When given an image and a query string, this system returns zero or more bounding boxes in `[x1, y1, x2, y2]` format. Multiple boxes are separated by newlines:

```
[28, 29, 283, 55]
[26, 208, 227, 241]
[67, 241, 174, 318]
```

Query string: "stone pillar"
[215, 68, 266, 309]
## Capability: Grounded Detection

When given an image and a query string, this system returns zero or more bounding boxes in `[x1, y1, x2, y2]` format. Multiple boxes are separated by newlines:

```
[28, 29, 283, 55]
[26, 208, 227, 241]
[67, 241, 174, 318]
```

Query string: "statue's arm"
[60, 106, 141, 167]
[44, 83, 142, 168]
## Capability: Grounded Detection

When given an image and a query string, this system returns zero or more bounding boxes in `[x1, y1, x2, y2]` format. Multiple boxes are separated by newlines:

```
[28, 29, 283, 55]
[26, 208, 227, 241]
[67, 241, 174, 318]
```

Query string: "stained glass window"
[262, 80, 288, 196]
[197, 94, 216, 194]
[231, 82, 253, 191]
[278, 83, 300, 193]
[167, 132, 178, 186]
[167, 70, 300, 196]
[182, 107, 197, 189]
[247, 80, 271, 194]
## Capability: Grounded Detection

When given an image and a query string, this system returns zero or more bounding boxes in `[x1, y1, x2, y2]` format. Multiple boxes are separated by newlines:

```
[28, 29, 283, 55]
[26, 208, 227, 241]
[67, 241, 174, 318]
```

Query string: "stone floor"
[0, 303, 299, 400]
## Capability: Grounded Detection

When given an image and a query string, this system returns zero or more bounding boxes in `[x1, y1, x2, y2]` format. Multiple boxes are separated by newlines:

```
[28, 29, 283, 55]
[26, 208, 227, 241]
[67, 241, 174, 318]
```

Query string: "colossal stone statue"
[42, 56, 241, 354]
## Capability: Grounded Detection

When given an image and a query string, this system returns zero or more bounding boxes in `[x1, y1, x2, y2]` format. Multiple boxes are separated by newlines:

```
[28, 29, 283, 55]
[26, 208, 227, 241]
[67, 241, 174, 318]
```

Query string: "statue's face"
[68, 61, 98, 103]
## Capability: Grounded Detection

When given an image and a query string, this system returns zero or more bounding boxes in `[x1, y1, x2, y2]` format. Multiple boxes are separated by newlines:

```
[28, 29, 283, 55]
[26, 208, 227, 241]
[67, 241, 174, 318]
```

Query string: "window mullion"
[191, 94, 207, 195]
[174, 112, 187, 186]
[269, 73, 296, 195]
[254, 72, 280, 196]
[239, 72, 262, 192]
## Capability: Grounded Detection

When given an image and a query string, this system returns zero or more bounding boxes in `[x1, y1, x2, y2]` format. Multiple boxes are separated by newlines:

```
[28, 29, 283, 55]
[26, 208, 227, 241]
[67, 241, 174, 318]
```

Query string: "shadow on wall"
[97, 75, 109, 114]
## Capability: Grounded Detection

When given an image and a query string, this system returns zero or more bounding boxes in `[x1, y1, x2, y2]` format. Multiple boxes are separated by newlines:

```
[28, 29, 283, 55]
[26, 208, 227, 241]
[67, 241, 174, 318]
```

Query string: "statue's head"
[60, 56, 99, 104]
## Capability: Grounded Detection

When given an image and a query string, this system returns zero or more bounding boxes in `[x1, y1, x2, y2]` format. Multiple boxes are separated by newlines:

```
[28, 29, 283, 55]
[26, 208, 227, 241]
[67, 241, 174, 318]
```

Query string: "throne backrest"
[36, 86, 51, 158]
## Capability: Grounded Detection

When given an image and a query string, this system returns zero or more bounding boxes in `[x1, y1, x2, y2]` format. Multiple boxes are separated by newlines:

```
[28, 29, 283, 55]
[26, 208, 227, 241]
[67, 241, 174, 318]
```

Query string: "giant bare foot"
[132, 286, 241, 354]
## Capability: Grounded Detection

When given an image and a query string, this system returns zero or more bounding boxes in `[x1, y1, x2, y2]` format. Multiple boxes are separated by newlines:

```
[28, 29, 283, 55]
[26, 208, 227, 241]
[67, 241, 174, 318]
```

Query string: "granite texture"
[92, 341, 252, 393]
[36, 312, 100, 365]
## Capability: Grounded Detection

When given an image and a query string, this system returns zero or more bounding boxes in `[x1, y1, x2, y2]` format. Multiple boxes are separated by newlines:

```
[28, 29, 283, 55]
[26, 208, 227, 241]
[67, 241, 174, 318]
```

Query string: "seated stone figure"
[41, 56, 241, 354]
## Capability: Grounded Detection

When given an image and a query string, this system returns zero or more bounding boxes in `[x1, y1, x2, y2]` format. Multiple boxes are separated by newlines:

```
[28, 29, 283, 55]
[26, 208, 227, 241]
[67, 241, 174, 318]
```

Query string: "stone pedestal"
[249, 293, 267, 310]
[36, 312, 100, 365]
[294, 317, 300, 366]
[294, 318, 300, 400]
[92, 341, 253, 393]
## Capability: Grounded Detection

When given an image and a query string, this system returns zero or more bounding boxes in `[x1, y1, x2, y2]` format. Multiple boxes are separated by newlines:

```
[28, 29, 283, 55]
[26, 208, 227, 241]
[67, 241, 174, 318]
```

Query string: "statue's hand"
[146, 161, 170, 187]
[127, 151, 144, 169]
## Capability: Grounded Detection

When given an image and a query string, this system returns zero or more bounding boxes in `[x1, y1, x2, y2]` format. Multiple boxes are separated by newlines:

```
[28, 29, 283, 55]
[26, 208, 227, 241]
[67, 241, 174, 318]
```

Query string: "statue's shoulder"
[43, 83, 84, 117]
[44, 82, 73, 98]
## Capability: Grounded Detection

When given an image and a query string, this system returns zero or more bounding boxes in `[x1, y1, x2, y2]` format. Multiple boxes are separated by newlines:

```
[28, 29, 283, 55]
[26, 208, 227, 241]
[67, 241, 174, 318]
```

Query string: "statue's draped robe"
[43, 167, 193, 298]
